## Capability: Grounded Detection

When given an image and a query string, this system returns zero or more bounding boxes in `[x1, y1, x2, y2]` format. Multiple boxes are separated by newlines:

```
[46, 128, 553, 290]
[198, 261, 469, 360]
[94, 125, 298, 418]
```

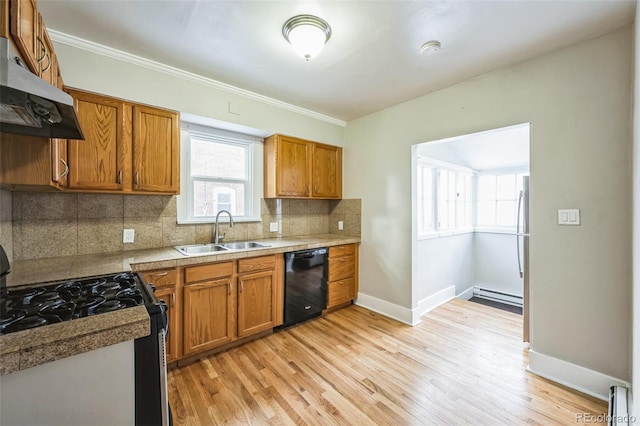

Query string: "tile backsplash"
[6, 192, 360, 261]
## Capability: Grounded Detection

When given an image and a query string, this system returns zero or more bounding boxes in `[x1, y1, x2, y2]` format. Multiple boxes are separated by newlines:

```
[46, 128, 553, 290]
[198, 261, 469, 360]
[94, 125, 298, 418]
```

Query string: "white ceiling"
[38, 0, 635, 123]
[416, 123, 530, 171]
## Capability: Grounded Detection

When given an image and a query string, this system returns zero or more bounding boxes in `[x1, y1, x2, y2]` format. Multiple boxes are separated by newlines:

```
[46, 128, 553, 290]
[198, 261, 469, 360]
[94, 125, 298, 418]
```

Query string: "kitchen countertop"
[1, 234, 360, 375]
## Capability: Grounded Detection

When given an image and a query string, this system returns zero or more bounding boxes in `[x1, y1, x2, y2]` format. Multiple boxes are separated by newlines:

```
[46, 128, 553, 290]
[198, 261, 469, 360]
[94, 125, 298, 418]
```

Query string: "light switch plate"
[558, 209, 580, 225]
[269, 222, 278, 232]
[338, 220, 344, 231]
[123, 229, 135, 243]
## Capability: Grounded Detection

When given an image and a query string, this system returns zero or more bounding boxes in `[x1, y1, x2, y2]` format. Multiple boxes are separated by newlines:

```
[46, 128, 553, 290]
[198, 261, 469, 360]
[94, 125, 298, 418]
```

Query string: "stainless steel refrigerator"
[517, 176, 530, 342]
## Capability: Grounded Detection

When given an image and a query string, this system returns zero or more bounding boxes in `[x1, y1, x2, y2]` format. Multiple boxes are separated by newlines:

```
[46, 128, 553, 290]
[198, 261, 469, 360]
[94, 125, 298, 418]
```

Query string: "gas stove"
[0, 272, 147, 335]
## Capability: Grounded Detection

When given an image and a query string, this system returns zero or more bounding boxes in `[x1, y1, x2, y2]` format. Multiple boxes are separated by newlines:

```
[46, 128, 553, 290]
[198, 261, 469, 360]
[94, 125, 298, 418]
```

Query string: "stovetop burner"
[0, 272, 147, 335]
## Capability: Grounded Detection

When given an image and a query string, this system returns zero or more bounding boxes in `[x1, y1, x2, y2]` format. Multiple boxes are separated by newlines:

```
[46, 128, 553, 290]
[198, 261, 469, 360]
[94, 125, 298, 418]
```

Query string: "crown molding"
[48, 30, 347, 128]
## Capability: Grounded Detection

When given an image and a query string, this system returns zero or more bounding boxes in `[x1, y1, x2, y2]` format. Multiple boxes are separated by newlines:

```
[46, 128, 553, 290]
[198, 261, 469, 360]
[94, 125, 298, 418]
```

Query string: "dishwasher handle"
[289, 248, 327, 259]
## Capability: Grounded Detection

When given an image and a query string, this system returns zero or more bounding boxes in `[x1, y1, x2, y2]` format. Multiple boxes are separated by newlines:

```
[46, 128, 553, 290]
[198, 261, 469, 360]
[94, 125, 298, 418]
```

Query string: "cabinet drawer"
[141, 268, 177, 288]
[328, 255, 355, 282]
[238, 255, 276, 274]
[185, 261, 233, 283]
[329, 244, 355, 258]
[328, 278, 356, 307]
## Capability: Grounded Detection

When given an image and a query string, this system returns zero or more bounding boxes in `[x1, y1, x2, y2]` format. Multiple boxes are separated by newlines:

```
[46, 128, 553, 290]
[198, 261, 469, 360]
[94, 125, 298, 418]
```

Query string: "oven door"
[134, 297, 171, 426]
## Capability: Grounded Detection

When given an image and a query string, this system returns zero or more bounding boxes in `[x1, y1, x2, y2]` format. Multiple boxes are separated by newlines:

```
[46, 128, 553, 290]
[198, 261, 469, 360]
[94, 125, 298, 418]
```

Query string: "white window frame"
[177, 121, 264, 224]
[417, 157, 474, 239]
[474, 168, 529, 234]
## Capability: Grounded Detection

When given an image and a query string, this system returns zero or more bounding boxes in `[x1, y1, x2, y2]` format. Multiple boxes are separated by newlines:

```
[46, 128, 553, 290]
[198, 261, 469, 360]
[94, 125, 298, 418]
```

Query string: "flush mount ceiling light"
[282, 14, 331, 61]
[420, 40, 442, 55]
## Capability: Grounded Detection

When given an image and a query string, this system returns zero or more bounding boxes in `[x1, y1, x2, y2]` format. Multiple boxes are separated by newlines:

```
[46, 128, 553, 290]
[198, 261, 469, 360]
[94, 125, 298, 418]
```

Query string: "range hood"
[0, 37, 84, 140]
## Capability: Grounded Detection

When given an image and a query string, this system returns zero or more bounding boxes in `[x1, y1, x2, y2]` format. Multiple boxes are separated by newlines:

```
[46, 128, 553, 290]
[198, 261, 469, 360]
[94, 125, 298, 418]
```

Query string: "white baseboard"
[354, 293, 414, 325]
[528, 349, 629, 401]
[412, 286, 456, 324]
[356, 286, 456, 326]
[457, 286, 474, 300]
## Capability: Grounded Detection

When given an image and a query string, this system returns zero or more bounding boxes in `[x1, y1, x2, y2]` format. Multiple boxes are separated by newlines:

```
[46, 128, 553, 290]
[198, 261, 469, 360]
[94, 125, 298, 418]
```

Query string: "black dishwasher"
[281, 248, 328, 328]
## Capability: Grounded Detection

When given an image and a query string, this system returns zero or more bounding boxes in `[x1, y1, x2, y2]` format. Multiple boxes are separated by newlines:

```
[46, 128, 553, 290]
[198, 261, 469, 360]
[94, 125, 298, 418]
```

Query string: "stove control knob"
[148, 283, 157, 292]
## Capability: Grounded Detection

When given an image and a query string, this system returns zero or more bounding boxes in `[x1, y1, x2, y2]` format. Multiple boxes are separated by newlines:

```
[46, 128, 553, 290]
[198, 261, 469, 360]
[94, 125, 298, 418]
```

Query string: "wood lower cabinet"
[183, 277, 234, 356]
[264, 134, 342, 199]
[141, 268, 181, 363]
[182, 261, 234, 357]
[178, 255, 283, 360]
[327, 244, 359, 308]
[237, 255, 278, 337]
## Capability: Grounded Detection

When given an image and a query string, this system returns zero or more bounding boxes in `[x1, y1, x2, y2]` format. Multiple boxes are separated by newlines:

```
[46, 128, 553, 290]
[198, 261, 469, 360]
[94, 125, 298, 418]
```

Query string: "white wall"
[474, 233, 523, 297]
[415, 234, 474, 302]
[52, 42, 345, 146]
[345, 26, 632, 386]
[632, 5, 639, 417]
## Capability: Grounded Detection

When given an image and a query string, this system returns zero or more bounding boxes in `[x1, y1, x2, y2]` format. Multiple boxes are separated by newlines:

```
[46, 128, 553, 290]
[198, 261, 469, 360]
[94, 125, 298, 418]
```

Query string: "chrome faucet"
[214, 210, 234, 244]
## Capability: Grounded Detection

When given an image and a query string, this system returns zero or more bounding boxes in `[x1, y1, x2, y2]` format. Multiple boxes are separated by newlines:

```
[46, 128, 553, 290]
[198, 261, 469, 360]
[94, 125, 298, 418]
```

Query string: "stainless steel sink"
[221, 241, 271, 250]
[174, 241, 270, 256]
[174, 244, 229, 256]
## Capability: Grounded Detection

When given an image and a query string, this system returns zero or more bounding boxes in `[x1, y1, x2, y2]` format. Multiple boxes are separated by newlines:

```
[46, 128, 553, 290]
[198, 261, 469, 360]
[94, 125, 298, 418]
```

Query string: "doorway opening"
[411, 123, 531, 338]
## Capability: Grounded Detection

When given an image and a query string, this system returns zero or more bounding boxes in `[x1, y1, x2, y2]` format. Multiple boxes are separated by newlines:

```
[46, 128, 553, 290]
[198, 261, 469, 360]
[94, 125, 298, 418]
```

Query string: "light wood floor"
[168, 298, 607, 425]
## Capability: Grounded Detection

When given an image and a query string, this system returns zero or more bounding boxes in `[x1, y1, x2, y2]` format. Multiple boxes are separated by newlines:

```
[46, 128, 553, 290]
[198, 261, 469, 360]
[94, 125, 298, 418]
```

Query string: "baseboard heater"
[608, 385, 630, 426]
[473, 287, 523, 307]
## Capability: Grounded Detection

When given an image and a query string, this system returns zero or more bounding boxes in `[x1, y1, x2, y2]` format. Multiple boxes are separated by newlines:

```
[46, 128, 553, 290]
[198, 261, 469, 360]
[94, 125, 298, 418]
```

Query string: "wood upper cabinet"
[9, 0, 39, 73]
[9, 1, 59, 81]
[141, 268, 181, 363]
[132, 105, 180, 193]
[312, 143, 342, 199]
[327, 244, 359, 309]
[182, 261, 235, 357]
[61, 88, 178, 194]
[264, 134, 342, 199]
[65, 89, 130, 191]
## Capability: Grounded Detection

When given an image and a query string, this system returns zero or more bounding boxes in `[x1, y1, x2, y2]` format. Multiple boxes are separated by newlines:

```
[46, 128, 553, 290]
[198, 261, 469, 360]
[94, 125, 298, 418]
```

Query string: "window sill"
[418, 228, 474, 240]
[473, 227, 518, 235]
[176, 217, 262, 225]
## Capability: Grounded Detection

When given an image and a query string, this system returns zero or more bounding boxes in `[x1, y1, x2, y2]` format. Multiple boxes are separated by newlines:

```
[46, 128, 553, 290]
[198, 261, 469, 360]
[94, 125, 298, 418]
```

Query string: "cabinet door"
[132, 105, 179, 194]
[66, 90, 130, 191]
[155, 285, 179, 363]
[328, 254, 355, 282]
[9, 0, 40, 73]
[183, 278, 233, 356]
[237, 270, 275, 337]
[312, 143, 342, 199]
[37, 18, 56, 83]
[276, 136, 310, 197]
[327, 277, 356, 308]
[51, 138, 68, 188]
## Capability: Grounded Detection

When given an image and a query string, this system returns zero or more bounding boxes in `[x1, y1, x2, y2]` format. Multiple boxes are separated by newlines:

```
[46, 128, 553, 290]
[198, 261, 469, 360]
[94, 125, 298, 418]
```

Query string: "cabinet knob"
[117, 169, 123, 185]
[134, 171, 139, 186]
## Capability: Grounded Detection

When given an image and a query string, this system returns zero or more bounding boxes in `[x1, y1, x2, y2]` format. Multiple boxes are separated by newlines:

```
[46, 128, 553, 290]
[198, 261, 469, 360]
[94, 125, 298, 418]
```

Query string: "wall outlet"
[269, 222, 278, 232]
[338, 220, 344, 231]
[123, 229, 135, 243]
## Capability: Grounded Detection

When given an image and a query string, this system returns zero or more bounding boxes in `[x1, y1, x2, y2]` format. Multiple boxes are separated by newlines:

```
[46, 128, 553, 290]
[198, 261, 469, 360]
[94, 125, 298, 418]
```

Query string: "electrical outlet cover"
[123, 229, 135, 243]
